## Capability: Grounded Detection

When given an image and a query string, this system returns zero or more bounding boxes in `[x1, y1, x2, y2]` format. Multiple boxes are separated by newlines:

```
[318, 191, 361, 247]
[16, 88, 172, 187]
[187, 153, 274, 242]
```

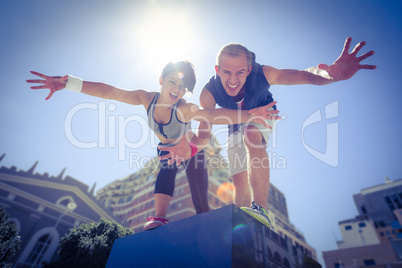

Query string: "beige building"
[323, 177, 402, 268]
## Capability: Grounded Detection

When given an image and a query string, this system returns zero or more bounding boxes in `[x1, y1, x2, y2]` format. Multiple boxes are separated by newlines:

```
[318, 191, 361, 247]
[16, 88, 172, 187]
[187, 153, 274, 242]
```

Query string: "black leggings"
[155, 145, 210, 214]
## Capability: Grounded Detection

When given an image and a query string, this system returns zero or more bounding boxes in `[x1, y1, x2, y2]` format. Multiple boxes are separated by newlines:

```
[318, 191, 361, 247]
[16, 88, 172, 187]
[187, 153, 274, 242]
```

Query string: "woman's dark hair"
[161, 60, 196, 93]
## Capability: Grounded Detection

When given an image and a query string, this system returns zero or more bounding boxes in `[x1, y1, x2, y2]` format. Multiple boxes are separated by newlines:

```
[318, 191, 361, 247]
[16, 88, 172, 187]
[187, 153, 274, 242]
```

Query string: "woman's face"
[159, 71, 188, 104]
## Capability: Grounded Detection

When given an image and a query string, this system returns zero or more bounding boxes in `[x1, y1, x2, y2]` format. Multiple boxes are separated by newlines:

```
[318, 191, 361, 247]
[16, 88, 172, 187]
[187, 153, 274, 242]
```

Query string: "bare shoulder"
[139, 91, 158, 110]
[177, 99, 198, 122]
[200, 87, 216, 109]
[177, 98, 195, 111]
[262, 65, 281, 85]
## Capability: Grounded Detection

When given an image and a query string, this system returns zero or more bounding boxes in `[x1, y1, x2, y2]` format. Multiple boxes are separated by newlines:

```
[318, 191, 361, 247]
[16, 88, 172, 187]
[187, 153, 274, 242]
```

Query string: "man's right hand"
[27, 71, 68, 100]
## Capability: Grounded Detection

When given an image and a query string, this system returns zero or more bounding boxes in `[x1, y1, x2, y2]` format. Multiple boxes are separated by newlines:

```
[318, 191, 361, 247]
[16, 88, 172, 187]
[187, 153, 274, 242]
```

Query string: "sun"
[134, 7, 197, 72]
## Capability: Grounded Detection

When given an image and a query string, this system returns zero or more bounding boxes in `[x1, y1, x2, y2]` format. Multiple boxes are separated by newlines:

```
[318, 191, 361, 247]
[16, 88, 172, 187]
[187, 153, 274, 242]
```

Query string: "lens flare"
[233, 224, 247, 232]
[216, 182, 234, 203]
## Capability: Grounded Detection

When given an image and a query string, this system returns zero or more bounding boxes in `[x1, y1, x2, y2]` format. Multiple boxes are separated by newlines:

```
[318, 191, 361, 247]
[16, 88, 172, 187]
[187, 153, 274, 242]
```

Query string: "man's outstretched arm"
[264, 37, 376, 86]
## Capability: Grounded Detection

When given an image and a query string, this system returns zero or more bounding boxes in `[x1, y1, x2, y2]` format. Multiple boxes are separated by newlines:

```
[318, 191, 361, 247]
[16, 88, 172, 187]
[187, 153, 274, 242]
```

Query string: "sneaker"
[143, 216, 168, 231]
[241, 201, 273, 229]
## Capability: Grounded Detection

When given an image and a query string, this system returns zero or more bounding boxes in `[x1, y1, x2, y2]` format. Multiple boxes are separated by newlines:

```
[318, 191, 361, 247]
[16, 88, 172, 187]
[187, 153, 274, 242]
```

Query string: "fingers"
[265, 101, 277, 109]
[158, 144, 172, 152]
[350, 41, 366, 56]
[359, 64, 377, 70]
[30, 70, 48, 79]
[26, 79, 46, 84]
[158, 152, 172, 160]
[357, 50, 375, 62]
[267, 115, 282, 120]
[256, 114, 281, 120]
[318, 63, 329, 71]
[250, 109, 280, 118]
[266, 109, 280, 115]
[249, 101, 277, 115]
[341, 37, 352, 56]
[30, 85, 49, 90]
[45, 91, 54, 100]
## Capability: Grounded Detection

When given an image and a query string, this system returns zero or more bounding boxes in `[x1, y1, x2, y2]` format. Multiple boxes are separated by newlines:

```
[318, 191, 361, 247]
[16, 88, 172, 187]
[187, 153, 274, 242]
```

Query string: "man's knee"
[232, 172, 248, 188]
[243, 125, 264, 149]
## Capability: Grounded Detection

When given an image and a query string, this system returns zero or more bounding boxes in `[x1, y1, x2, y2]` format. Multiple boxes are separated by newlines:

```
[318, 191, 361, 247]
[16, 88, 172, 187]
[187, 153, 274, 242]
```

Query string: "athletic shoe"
[143, 216, 169, 231]
[241, 201, 273, 229]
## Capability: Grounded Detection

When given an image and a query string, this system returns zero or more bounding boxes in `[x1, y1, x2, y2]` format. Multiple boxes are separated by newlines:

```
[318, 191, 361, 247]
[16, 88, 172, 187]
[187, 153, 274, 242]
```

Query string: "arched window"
[273, 252, 282, 264]
[16, 227, 59, 268]
[283, 257, 291, 268]
[266, 246, 273, 258]
[25, 234, 52, 266]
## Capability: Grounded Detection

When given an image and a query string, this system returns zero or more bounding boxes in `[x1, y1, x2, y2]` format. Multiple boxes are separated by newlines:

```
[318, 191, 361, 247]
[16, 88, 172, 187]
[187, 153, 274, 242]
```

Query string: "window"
[364, 259, 376, 266]
[25, 234, 51, 267]
[344, 225, 352, 230]
[378, 221, 386, 228]
[385, 196, 396, 211]
[18, 228, 59, 268]
[392, 194, 402, 209]
[283, 257, 291, 268]
[358, 222, 366, 228]
[273, 252, 282, 264]
[360, 205, 367, 214]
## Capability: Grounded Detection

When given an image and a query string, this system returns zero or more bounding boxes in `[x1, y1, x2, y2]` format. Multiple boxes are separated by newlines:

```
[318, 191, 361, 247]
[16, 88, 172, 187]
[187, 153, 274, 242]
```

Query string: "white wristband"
[65, 75, 83, 93]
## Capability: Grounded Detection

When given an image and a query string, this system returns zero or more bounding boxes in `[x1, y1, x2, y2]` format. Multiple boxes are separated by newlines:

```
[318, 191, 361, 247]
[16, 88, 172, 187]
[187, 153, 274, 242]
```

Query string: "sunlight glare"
[134, 7, 197, 74]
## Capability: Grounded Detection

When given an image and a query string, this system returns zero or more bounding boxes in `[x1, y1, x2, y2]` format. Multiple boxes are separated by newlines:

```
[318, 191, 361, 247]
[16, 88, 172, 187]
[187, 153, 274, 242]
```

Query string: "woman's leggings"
[155, 145, 210, 214]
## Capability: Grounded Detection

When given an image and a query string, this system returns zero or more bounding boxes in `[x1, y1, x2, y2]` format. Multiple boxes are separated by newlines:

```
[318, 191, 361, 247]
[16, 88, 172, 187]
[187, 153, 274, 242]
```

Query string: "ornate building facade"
[0, 154, 114, 268]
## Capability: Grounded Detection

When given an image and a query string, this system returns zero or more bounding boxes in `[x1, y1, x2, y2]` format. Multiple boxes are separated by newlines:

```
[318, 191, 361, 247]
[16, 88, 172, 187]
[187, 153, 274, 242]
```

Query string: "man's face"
[215, 54, 252, 97]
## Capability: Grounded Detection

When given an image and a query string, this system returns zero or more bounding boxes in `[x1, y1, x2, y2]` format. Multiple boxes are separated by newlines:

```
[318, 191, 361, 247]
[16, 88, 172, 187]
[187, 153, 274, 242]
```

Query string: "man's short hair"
[216, 43, 254, 67]
[161, 60, 196, 93]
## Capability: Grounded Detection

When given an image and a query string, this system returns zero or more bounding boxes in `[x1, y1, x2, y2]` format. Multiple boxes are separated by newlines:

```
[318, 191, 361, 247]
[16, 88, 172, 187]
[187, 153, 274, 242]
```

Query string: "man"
[159, 37, 376, 228]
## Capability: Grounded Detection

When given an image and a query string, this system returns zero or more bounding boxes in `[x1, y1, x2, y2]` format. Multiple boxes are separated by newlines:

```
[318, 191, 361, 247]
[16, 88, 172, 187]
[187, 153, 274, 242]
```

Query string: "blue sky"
[1, 0, 402, 266]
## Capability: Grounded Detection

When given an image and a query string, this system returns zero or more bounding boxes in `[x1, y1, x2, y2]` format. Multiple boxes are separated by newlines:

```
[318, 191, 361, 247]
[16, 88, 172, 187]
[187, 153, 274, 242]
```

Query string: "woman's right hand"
[27, 71, 68, 100]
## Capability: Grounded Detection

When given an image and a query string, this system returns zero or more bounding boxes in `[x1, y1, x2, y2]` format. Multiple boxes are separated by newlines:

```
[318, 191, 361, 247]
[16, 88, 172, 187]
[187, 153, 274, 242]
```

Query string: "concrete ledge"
[106, 204, 320, 268]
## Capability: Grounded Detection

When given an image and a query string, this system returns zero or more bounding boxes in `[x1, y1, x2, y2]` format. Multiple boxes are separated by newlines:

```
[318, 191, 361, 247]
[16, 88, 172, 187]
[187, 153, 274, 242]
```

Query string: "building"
[96, 136, 318, 262]
[323, 176, 402, 268]
[0, 154, 115, 268]
[267, 185, 317, 261]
